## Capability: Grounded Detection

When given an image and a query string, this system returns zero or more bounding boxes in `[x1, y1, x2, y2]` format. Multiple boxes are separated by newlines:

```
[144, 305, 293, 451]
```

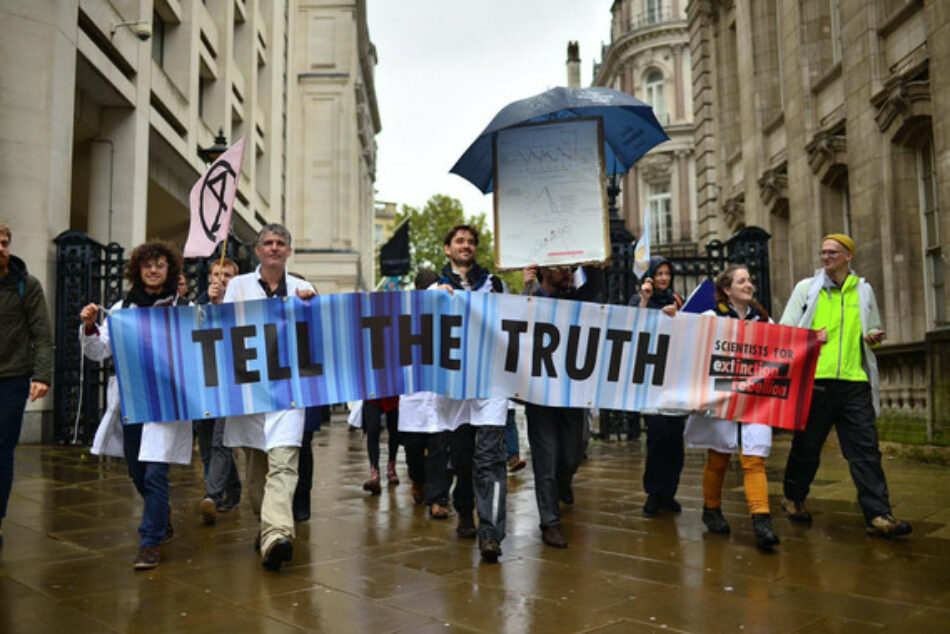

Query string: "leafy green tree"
[390, 194, 522, 292]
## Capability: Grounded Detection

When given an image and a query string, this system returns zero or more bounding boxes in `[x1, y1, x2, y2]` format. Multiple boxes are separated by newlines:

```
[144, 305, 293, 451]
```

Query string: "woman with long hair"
[685, 264, 780, 551]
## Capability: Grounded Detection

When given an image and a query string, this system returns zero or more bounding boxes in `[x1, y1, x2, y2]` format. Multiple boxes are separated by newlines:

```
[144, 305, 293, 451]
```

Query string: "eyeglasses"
[142, 261, 169, 270]
[819, 250, 846, 257]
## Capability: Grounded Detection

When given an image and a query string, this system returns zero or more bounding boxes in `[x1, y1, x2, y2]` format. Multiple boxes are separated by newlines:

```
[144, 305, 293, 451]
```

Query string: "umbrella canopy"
[451, 86, 670, 194]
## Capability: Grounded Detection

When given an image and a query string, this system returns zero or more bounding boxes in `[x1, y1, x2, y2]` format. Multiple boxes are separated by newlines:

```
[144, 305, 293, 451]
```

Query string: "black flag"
[379, 221, 410, 277]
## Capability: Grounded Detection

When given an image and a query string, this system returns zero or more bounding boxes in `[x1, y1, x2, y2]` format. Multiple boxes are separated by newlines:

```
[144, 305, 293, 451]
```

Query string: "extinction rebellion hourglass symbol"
[199, 161, 238, 241]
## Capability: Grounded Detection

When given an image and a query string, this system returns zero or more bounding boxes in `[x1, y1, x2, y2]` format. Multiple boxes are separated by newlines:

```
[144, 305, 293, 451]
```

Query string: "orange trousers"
[702, 450, 770, 515]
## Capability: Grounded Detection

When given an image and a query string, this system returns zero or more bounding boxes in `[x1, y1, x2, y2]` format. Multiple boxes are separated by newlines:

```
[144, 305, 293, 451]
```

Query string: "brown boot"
[362, 468, 381, 495]
[133, 545, 161, 570]
[430, 503, 449, 519]
[387, 461, 400, 486]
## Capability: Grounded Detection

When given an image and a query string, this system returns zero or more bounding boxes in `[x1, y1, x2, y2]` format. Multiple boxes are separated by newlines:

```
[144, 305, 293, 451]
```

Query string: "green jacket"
[780, 268, 883, 414]
[0, 255, 54, 384]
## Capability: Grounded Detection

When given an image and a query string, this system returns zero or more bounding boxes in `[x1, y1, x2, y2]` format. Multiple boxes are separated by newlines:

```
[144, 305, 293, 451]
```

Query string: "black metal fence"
[597, 225, 772, 440]
[52, 231, 253, 444]
[53, 231, 124, 445]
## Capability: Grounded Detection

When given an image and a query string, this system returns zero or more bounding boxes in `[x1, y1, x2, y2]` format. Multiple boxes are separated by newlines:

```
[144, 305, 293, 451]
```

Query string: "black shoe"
[541, 525, 568, 548]
[752, 513, 780, 550]
[781, 497, 812, 523]
[456, 513, 477, 539]
[866, 514, 912, 538]
[702, 507, 731, 534]
[661, 497, 682, 513]
[293, 508, 311, 523]
[479, 535, 502, 563]
[642, 494, 660, 517]
[262, 538, 293, 571]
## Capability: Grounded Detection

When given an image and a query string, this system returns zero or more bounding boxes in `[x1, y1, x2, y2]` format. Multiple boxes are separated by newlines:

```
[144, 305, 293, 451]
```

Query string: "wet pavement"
[2, 418, 950, 633]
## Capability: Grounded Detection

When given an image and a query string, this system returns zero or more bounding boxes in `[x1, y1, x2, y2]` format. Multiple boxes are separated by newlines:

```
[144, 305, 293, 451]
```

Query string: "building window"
[919, 138, 946, 325]
[646, 0, 661, 24]
[648, 181, 673, 244]
[151, 11, 165, 67]
[645, 70, 665, 123]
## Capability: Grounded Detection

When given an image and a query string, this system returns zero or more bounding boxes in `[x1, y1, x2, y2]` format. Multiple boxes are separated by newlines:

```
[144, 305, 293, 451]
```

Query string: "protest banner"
[107, 291, 819, 430]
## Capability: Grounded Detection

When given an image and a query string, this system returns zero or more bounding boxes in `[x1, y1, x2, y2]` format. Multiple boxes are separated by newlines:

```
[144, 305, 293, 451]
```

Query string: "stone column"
[676, 151, 691, 241]
[673, 46, 685, 121]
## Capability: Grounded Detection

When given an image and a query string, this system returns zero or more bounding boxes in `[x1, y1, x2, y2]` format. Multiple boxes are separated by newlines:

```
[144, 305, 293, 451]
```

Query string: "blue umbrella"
[451, 86, 670, 194]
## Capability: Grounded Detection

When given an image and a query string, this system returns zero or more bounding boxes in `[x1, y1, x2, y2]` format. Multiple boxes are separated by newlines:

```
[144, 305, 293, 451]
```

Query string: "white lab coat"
[81, 300, 194, 464]
[683, 306, 773, 458]
[222, 268, 316, 451]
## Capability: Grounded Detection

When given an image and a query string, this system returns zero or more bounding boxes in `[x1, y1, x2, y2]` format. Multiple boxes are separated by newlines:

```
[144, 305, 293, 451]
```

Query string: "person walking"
[80, 240, 193, 569]
[430, 225, 509, 562]
[520, 264, 597, 548]
[780, 234, 911, 538]
[632, 256, 686, 517]
[196, 257, 243, 525]
[0, 223, 53, 548]
[685, 265, 780, 551]
[222, 224, 317, 570]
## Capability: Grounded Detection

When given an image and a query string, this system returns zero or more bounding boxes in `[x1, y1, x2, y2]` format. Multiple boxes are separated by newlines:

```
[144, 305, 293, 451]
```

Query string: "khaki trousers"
[246, 446, 299, 558]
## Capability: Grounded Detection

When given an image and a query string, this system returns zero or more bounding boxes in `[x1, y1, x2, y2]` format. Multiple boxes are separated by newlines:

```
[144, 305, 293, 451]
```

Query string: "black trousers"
[425, 425, 507, 540]
[783, 380, 891, 522]
[401, 431, 432, 485]
[362, 402, 399, 470]
[642, 414, 686, 500]
[525, 404, 585, 529]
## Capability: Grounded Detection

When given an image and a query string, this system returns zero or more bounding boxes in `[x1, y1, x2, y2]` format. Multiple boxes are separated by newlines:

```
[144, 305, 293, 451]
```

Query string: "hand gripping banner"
[107, 291, 820, 429]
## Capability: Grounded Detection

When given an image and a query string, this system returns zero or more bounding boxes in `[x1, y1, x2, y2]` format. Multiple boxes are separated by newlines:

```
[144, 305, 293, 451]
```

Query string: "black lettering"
[439, 314, 462, 370]
[192, 328, 224, 387]
[398, 314, 433, 366]
[264, 323, 292, 381]
[532, 322, 560, 377]
[295, 321, 323, 377]
[632, 332, 669, 386]
[501, 320, 528, 372]
[361, 316, 392, 370]
[565, 325, 600, 380]
[605, 329, 633, 381]
[231, 325, 260, 384]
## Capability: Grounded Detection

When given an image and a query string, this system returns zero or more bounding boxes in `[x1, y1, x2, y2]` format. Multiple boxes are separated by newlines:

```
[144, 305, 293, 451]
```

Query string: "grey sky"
[367, 1, 614, 220]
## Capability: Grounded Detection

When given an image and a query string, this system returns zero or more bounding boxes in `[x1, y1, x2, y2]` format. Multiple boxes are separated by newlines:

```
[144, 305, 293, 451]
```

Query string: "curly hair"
[125, 240, 183, 292]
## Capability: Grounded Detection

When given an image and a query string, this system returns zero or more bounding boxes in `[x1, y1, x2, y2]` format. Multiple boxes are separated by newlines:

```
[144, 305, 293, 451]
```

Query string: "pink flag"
[183, 137, 246, 258]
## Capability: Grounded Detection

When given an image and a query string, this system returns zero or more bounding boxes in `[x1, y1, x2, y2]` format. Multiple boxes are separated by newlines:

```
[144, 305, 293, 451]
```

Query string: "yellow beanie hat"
[822, 233, 854, 253]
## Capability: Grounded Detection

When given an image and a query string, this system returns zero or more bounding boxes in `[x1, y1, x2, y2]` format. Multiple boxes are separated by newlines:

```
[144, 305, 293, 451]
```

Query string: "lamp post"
[198, 128, 229, 164]
[600, 172, 641, 441]
[605, 173, 635, 306]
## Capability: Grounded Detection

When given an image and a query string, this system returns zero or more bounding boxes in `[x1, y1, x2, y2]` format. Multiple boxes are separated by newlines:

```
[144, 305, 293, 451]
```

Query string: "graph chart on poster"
[494, 119, 608, 270]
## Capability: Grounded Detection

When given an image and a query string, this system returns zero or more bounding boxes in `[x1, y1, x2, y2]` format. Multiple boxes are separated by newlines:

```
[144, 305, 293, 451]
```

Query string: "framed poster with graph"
[492, 117, 609, 270]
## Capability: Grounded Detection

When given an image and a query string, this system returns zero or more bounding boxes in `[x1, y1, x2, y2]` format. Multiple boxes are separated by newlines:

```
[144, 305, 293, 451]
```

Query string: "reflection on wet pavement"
[2, 421, 949, 632]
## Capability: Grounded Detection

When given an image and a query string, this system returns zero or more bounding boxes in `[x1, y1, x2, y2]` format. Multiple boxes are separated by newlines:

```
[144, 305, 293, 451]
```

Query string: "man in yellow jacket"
[779, 234, 910, 537]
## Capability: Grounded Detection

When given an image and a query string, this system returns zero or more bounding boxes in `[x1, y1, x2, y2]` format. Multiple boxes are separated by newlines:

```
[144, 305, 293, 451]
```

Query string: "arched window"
[645, 70, 666, 123]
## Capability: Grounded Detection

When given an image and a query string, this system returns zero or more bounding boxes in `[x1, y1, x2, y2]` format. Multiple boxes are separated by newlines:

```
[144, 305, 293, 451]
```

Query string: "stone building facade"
[688, 0, 950, 443]
[0, 0, 379, 439]
[594, 0, 697, 251]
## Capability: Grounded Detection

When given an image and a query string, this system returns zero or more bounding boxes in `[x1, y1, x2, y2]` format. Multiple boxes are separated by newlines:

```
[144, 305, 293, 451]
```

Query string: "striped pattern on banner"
[108, 291, 820, 429]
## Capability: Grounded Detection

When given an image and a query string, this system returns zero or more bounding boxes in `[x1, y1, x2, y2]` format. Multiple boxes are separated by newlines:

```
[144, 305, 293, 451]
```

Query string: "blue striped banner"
[108, 290, 820, 430]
